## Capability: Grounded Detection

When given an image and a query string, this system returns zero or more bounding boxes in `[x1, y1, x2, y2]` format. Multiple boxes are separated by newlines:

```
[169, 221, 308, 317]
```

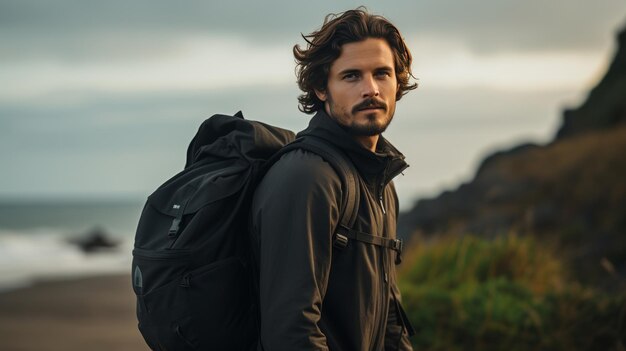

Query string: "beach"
[0, 274, 148, 351]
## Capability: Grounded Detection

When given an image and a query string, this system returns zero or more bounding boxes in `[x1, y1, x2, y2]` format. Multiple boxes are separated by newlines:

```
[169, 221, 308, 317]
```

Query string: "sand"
[0, 274, 149, 351]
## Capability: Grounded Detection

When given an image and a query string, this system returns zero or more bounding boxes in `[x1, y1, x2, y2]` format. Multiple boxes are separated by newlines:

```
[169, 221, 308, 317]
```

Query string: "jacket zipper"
[379, 159, 389, 284]
[378, 158, 388, 216]
[376, 161, 390, 348]
[379, 183, 389, 285]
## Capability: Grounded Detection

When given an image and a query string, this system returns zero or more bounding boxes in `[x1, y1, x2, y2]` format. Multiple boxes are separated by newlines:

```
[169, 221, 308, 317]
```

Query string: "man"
[250, 8, 417, 351]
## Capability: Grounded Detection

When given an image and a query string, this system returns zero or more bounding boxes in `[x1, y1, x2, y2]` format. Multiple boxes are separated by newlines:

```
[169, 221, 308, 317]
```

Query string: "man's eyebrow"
[375, 65, 394, 72]
[338, 65, 394, 75]
[337, 68, 361, 76]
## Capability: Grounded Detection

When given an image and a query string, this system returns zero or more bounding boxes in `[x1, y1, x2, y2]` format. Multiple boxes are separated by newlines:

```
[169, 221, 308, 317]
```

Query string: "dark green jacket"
[251, 111, 413, 351]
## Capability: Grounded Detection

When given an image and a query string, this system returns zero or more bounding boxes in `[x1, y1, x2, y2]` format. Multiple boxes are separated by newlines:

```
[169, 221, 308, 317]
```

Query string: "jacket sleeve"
[251, 150, 342, 351]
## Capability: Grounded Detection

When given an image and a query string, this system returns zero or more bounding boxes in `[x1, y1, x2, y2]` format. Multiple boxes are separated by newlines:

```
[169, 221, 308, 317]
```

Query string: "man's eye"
[375, 71, 392, 78]
[343, 73, 359, 80]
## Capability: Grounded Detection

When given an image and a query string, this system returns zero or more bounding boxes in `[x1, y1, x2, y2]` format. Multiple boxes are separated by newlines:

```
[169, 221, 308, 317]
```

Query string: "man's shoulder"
[264, 148, 341, 185]
[252, 148, 343, 213]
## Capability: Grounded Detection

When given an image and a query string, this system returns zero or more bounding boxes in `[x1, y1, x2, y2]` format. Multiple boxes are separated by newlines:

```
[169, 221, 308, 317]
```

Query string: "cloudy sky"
[1, 0, 625, 209]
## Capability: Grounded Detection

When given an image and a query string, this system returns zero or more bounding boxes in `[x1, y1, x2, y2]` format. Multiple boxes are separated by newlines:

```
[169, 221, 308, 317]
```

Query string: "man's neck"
[353, 135, 379, 153]
[320, 108, 380, 152]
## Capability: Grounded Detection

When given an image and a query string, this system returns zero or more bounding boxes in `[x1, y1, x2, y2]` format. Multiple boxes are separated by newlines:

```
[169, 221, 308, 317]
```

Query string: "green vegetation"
[398, 235, 626, 351]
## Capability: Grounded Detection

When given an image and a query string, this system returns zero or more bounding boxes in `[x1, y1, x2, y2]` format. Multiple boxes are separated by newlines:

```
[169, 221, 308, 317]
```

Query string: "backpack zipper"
[132, 247, 192, 260]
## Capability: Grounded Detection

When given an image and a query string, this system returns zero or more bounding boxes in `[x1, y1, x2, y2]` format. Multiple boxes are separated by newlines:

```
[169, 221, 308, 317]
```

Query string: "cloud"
[409, 38, 607, 91]
[1, 0, 623, 203]
[385, 1, 626, 52]
[1, 0, 625, 63]
[0, 36, 294, 100]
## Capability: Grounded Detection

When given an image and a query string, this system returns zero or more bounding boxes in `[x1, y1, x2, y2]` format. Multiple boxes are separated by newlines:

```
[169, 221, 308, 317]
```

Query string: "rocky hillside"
[398, 26, 626, 289]
[556, 28, 626, 139]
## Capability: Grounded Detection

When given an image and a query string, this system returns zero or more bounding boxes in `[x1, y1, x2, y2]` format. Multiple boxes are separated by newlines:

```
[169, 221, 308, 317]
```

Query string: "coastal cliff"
[398, 26, 626, 289]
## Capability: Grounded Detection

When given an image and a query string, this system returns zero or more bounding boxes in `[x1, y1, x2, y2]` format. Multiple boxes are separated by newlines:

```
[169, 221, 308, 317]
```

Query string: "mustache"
[352, 98, 387, 114]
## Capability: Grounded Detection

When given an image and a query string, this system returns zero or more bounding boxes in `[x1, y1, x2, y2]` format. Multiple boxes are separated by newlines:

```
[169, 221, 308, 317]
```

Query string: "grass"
[398, 235, 626, 351]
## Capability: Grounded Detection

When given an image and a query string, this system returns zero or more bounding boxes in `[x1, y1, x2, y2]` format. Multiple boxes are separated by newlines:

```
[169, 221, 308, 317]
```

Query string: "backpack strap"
[271, 136, 359, 231]
[271, 137, 403, 263]
[296, 137, 404, 264]
[336, 226, 404, 264]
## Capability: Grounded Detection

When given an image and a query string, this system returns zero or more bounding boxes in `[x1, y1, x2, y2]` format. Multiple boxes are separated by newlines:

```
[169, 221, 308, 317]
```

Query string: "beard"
[327, 95, 395, 137]
[343, 112, 392, 136]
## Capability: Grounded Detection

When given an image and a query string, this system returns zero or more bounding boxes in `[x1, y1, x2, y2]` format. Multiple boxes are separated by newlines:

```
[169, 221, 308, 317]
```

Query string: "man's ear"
[315, 89, 327, 102]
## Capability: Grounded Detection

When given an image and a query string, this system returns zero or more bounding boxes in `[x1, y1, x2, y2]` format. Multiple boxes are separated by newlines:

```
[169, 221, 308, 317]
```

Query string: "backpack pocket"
[133, 253, 254, 350]
[132, 248, 193, 350]
[132, 248, 192, 296]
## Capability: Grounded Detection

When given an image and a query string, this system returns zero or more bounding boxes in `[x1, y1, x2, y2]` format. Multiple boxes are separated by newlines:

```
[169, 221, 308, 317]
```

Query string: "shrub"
[398, 235, 626, 350]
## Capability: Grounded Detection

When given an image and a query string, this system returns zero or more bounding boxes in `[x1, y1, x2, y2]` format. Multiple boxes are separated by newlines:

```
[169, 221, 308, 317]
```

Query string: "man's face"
[316, 38, 398, 137]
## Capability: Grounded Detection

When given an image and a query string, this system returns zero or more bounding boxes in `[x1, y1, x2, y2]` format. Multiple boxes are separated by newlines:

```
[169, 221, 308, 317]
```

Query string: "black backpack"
[131, 112, 364, 351]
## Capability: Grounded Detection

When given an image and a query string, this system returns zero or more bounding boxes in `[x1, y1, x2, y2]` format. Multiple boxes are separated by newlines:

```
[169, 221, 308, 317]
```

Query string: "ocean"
[0, 200, 145, 291]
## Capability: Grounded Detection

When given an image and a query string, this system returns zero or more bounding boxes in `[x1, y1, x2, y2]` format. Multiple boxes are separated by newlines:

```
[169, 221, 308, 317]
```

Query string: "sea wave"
[0, 228, 133, 291]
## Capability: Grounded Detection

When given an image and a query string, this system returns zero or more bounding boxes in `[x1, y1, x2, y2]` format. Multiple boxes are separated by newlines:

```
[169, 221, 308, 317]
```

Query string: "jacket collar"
[297, 110, 409, 188]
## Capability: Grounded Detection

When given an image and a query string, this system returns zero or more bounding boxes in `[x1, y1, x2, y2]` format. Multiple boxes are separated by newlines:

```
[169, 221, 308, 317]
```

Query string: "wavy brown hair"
[294, 8, 417, 114]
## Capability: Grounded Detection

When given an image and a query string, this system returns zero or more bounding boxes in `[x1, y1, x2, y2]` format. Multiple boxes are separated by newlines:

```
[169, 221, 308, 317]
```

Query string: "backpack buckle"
[333, 233, 349, 249]
[392, 239, 403, 265]
[179, 274, 191, 288]
[392, 239, 403, 253]
[168, 218, 181, 237]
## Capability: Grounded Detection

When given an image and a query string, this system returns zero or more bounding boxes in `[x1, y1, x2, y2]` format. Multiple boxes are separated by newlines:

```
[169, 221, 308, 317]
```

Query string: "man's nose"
[361, 75, 380, 98]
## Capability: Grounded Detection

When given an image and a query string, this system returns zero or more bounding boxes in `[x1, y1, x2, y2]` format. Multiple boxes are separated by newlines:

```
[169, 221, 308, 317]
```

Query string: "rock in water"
[68, 227, 119, 253]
